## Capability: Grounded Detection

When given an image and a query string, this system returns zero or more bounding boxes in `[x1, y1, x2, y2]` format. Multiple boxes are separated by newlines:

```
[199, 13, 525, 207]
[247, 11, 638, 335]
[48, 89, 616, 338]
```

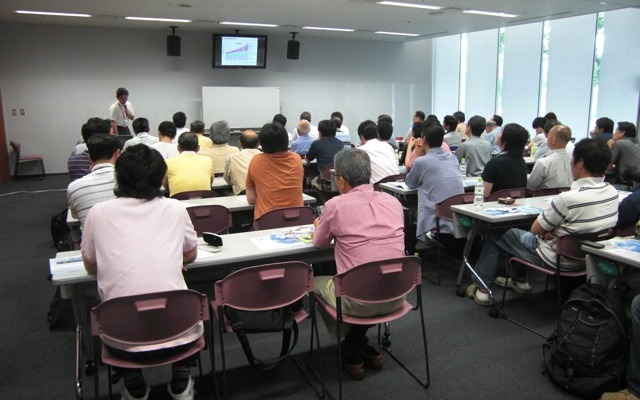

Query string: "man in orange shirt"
[246, 123, 303, 219]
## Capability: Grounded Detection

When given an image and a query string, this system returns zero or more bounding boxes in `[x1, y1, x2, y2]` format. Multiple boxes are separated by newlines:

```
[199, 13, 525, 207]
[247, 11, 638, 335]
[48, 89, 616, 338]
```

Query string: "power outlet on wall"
[12, 109, 16, 116]
[20, 109, 25, 116]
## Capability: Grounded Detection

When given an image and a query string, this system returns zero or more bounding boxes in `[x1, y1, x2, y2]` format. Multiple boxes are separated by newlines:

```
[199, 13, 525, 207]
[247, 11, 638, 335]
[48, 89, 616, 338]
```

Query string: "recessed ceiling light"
[219, 22, 278, 27]
[376, 1, 443, 10]
[463, 10, 518, 18]
[14, 10, 92, 18]
[302, 26, 355, 32]
[125, 16, 192, 23]
[375, 31, 420, 37]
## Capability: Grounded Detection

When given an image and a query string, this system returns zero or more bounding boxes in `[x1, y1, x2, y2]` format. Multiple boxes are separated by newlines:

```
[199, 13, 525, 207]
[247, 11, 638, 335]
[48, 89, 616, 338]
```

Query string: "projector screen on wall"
[212, 34, 267, 68]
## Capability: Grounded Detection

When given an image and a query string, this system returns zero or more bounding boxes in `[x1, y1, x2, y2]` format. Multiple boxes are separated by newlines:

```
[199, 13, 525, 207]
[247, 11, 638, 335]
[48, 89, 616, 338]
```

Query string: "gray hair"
[334, 149, 370, 187]
[486, 120, 497, 128]
[210, 120, 230, 144]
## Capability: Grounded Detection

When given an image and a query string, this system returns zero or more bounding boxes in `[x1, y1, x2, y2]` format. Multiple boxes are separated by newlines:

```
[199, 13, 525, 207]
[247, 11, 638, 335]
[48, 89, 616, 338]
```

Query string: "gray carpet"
[0, 174, 582, 399]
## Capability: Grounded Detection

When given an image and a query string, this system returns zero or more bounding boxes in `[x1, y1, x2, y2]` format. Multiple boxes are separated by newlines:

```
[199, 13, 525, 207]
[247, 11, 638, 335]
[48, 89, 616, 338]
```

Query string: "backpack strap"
[224, 306, 299, 372]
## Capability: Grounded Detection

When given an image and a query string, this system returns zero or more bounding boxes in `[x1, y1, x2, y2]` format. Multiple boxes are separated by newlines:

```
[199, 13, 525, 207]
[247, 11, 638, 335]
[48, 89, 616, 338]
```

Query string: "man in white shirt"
[527, 125, 573, 192]
[224, 130, 261, 195]
[109, 87, 134, 135]
[123, 118, 158, 150]
[171, 111, 189, 144]
[289, 111, 319, 142]
[357, 120, 399, 184]
[151, 121, 179, 160]
[67, 134, 121, 242]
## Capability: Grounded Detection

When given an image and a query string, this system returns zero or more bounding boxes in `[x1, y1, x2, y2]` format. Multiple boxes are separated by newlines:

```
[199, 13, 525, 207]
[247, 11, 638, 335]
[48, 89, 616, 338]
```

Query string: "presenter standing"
[109, 87, 134, 135]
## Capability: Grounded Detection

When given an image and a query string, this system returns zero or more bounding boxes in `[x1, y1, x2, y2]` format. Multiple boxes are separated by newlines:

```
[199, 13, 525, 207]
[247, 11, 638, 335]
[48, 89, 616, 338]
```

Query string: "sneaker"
[465, 284, 477, 299]
[342, 361, 365, 380]
[465, 284, 490, 306]
[473, 289, 491, 307]
[121, 385, 150, 400]
[167, 377, 195, 400]
[495, 277, 533, 295]
[361, 344, 383, 370]
[600, 389, 640, 400]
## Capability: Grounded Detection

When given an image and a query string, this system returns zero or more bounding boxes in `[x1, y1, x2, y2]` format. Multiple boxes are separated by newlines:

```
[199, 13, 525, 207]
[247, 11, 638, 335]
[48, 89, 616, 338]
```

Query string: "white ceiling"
[1, 0, 639, 41]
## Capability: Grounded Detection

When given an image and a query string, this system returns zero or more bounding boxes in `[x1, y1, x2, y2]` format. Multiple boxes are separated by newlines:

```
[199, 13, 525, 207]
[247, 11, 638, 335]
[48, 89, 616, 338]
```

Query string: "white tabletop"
[211, 176, 230, 190]
[380, 177, 479, 197]
[582, 237, 640, 269]
[67, 193, 316, 226]
[51, 224, 333, 286]
[451, 195, 553, 224]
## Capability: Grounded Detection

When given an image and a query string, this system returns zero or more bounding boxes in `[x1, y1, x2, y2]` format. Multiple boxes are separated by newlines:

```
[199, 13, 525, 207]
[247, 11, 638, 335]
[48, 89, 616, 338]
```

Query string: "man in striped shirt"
[67, 134, 122, 240]
[467, 138, 619, 306]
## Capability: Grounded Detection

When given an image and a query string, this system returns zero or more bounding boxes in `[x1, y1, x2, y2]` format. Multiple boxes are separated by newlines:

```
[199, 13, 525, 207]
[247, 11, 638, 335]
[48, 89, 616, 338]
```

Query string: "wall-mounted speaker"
[167, 35, 181, 57]
[287, 40, 300, 60]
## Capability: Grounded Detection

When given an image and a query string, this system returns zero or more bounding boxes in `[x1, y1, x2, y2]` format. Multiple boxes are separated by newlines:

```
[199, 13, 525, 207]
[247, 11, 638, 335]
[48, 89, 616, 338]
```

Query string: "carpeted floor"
[0, 174, 584, 399]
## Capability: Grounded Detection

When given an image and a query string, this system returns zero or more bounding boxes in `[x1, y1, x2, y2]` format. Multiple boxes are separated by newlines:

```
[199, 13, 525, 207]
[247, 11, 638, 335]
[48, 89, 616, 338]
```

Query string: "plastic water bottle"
[460, 158, 467, 178]
[474, 177, 484, 207]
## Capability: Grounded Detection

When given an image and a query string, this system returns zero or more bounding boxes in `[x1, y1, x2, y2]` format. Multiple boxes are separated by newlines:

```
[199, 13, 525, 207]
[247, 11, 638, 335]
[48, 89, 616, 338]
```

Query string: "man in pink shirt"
[82, 144, 199, 400]
[312, 148, 405, 381]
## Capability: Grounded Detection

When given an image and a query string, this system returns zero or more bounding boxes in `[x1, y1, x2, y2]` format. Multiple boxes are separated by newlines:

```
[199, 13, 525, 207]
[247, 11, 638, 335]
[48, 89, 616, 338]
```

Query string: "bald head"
[547, 125, 572, 150]
[240, 129, 259, 149]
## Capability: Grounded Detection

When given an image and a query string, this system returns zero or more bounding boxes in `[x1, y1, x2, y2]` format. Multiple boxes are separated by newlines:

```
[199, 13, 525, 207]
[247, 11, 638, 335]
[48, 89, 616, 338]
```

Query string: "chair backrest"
[530, 187, 569, 197]
[253, 206, 316, 230]
[171, 190, 218, 200]
[435, 192, 475, 221]
[319, 164, 334, 181]
[9, 140, 20, 155]
[90, 289, 209, 346]
[213, 261, 314, 311]
[186, 205, 232, 236]
[615, 225, 636, 237]
[484, 187, 526, 202]
[373, 173, 407, 191]
[556, 229, 613, 262]
[333, 256, 421, 303]
[449, 145, 459, 152]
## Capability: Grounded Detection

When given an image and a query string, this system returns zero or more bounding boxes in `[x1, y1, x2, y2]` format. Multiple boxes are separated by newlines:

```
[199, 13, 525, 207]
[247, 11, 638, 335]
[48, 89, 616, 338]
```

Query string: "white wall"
[0, 23, 432, 173]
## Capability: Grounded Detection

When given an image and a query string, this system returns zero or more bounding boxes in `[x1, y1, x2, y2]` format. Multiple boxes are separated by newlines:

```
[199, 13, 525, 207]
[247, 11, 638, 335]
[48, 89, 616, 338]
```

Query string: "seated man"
[601, 294, 640, 400]
[150, 121, 179, 160]
[200, 120, 239, 175]
[377, 120, 397, 151]
[530, 116, 547, 149]
[455, 115, 492, 177]
[443, 115, 462, 147]
[532, 119, 561, 160]
[171, 111, 189, 144]
[290, 120, 314, 155]
[289, 111, 319, 142]
[481, 120, 501, 156]
[123, 117, 158, 150]
[312, 148, 405, 380]
[68, 117, 112, 181]
[164, 132, 213, 197]
[357, 120, 399, 184]
[616, 166, 640, 234]
[467, 139, 619, 306]
[190, 120, 213, 151]
[246, 122, 303, 219]
[482, 123, 529, 196]
[81, 144, 199, 400]
[67, 134, 121, 244]
[609, 122, 640, 186]
[527, 124, 573, 192]
[306, 119, 345, 179]
[406, 124, 464, 247]
[223, 130, 261, 195]
[590, 117, 614, 143]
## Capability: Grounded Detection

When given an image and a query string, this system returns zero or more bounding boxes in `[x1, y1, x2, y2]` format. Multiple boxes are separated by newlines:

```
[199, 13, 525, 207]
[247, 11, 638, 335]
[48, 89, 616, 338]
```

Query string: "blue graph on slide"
[225, 43, 249, 61]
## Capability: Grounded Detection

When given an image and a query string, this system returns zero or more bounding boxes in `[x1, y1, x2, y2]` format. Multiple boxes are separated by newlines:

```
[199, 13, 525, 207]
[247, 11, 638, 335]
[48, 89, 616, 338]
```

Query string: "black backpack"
[51, 208, 73, 252]
[223, 299, 302, 371]
[543, 282, 629, 399]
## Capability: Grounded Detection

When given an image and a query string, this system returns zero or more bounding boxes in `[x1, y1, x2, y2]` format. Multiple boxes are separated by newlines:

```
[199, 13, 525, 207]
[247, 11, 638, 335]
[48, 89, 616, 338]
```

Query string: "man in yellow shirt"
[191, 120, 213, 151]
[164, 132, 213, 197]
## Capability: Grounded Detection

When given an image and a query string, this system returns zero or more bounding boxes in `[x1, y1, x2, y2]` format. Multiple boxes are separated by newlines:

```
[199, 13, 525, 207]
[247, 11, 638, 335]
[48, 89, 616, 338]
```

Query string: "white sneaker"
[495, 277, 533, 294]
[121, 385, 150, 400]
[168, 377, 195, 400]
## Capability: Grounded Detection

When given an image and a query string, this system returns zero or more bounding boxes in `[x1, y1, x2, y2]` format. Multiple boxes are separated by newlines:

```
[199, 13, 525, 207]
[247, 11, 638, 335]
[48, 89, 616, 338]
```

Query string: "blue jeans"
[471, 228, 542, 290]
[629, 295, 640, 396]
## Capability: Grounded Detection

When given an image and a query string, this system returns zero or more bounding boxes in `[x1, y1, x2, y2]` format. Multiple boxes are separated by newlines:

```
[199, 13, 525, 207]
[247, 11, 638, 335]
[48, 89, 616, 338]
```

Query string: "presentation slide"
[220, 36, 258, 67]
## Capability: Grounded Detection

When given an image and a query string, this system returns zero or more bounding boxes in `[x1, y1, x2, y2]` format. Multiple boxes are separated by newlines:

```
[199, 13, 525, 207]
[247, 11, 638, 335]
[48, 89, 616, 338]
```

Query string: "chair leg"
[217, 313, 229, 399]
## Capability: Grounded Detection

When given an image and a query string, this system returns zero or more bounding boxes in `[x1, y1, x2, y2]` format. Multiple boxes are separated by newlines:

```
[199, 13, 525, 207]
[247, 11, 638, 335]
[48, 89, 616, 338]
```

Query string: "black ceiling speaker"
[167, 26, 181, 57]
[287, 32, 299, 60]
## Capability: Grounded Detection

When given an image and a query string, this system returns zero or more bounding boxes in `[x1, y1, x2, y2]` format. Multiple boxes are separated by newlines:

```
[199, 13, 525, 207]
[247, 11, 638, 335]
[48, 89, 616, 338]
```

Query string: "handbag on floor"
[223, 300, 302, 371]
[543, 282, 629, 399]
